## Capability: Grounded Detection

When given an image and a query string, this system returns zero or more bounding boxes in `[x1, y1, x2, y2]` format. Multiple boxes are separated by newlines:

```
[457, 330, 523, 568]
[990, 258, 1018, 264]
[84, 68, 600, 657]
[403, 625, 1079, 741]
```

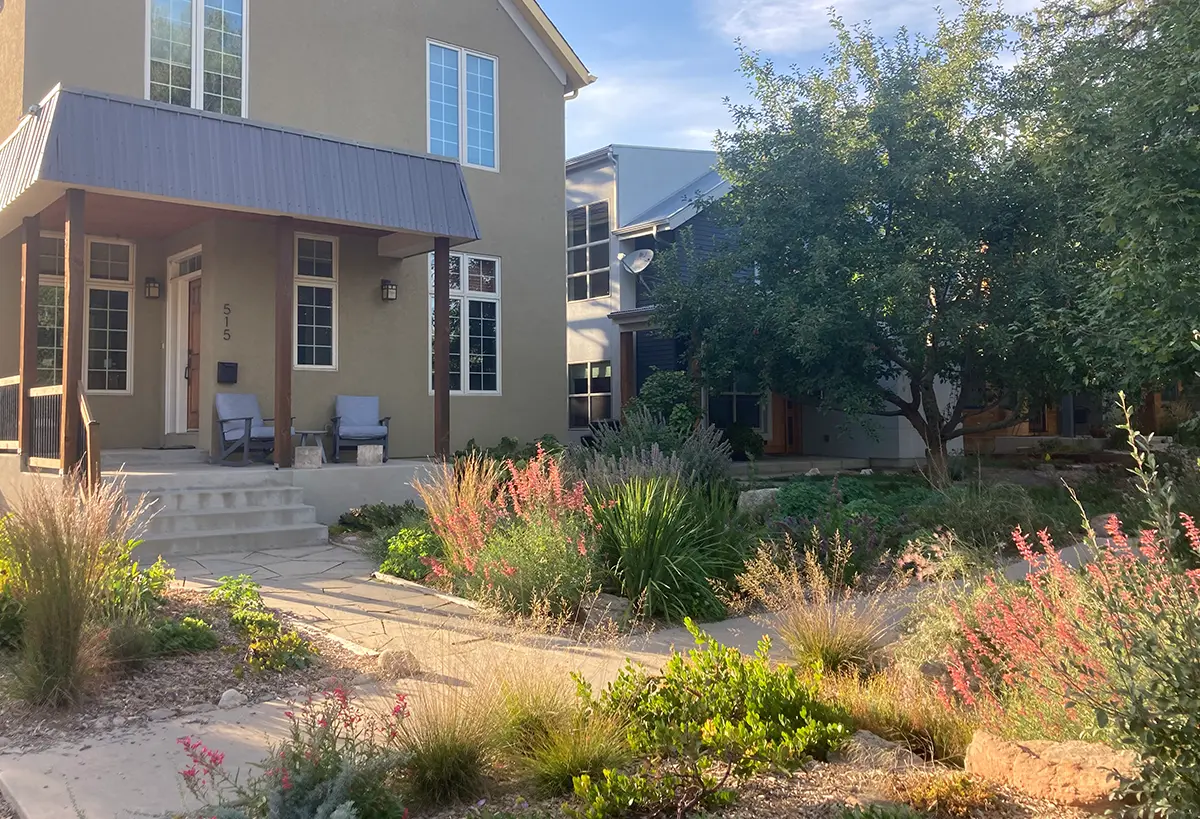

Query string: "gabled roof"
[0, 86, 481, 252]
[504, 0, 595, 92]
[615, 168, 731, 236]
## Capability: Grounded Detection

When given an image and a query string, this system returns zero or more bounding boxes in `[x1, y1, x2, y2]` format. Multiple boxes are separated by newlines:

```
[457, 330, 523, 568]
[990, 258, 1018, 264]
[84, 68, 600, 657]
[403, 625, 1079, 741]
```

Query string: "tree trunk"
[918, 383, 952, 488]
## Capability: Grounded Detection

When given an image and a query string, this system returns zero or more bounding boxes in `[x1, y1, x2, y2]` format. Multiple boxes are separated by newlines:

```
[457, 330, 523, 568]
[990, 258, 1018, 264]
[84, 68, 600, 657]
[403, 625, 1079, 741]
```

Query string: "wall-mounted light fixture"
[380, 279, 398, 302]
[144, 277, 162, 299]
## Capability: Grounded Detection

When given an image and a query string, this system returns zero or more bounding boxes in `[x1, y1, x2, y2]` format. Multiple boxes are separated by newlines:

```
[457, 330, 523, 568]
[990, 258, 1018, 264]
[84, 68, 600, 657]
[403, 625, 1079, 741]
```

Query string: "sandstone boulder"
[737, 488, 780, 518]
[965, 731, 1136, 813]
[832, 730, 924, 771]
[377, 648, 421, 680]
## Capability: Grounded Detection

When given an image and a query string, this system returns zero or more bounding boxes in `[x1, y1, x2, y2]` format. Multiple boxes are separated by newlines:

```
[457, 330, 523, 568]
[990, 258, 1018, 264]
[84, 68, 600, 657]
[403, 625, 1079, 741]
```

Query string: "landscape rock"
[218, 689, 248, 709]
[351, 673, 377, 687]
[860, 469, 875, 476]
[737, 488, 780, 518]
[581, 592, 633, 632]
[145, 708, 174, 721]
[1088, 513, 1120, 535]
[965, 731, 1137, 812]
[832, 730, 924, 770]
[181, 702, 216, 716]
[805, 467, 822, 477]
[111, 716, 126, 727]
[377, 648, 422, 680]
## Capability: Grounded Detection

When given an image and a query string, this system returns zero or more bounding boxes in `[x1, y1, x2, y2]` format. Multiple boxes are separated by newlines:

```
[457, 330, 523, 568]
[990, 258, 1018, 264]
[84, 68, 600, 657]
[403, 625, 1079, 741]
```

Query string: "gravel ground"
[0, 790, 14, 819]
[0, 588, 375, 753]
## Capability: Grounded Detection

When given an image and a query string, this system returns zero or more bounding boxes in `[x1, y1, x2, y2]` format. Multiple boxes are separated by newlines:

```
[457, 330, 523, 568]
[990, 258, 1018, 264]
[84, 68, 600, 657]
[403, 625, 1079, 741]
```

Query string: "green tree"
[1018, 0, 1200, 387]
[655, 2, 1076, 484]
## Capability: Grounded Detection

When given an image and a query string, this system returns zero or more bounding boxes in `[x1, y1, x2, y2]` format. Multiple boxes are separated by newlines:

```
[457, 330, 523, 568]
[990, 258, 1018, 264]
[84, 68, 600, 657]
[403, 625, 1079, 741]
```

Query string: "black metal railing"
[0, 376, 17, 451]
[29, 386, 63, 465]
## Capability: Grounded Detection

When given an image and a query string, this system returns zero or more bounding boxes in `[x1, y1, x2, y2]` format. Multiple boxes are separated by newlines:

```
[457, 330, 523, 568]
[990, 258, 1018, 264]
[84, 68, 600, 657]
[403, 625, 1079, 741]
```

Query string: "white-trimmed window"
[566, 202, 610, 301]
[428, 41, 497, 170]
[148, 0, 247, 116]
[428, 252, 500, 394]
[568, 361, 612, 429]
[294, 235, 338, 370]
[35, 235, 137, 394]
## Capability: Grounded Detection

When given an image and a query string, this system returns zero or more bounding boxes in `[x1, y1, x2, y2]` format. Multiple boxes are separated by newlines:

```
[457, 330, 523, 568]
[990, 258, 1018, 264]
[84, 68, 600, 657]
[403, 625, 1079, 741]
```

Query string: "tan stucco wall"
[15, 0, 571, 454]
[0, 0, 26, 133]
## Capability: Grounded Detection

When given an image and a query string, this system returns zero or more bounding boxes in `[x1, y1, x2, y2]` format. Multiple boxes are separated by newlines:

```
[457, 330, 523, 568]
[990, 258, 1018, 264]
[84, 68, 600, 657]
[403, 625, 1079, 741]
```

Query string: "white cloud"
[566, 59, 740, 157]
[698, 0, 1043, 54]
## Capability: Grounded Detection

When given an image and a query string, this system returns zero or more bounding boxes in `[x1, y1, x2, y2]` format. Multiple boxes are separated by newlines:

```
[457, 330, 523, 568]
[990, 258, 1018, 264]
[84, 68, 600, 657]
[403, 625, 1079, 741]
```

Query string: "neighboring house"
[0, 0, 593, 477]
[564, 144, 960, 465]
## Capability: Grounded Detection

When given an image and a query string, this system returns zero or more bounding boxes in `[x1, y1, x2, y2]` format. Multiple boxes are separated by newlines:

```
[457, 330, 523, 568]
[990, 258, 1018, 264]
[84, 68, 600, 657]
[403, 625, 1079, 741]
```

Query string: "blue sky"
[540, 0, 1037, 158]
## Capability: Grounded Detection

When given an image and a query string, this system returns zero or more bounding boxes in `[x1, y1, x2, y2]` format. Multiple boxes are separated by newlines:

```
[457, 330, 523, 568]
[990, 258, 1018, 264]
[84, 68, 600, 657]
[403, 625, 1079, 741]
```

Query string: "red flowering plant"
[178, 688, 412, 819]
[942, 398, 1200, 814]
[418, 447, 600, 616]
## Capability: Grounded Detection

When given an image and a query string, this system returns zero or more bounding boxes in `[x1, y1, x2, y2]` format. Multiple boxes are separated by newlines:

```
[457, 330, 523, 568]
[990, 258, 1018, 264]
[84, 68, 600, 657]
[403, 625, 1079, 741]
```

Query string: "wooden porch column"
[619, 331, 636, 411]
[275, 218, 295, 468]
[433, 236, 451, 458]
[60, 189, 85, 472]
[17, 214, 40, 469]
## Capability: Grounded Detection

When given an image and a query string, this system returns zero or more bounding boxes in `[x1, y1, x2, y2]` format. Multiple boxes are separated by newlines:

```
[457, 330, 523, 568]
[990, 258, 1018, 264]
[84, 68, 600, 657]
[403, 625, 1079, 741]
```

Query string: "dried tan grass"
[412, 452, 503, 533]
[0, 471, 146, 706]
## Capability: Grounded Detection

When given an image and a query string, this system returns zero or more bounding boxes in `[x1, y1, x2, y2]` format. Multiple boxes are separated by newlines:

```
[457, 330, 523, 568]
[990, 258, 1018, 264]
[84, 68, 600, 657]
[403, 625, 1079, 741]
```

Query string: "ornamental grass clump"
[0, 472, 146, 706]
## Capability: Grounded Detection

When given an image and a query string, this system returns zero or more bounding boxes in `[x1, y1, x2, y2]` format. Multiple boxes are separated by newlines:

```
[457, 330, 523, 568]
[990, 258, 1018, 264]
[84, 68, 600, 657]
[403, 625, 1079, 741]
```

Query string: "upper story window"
[428, 41, 497, 170]
[148, 0, 247, 117]
[566, 202, 610, 301]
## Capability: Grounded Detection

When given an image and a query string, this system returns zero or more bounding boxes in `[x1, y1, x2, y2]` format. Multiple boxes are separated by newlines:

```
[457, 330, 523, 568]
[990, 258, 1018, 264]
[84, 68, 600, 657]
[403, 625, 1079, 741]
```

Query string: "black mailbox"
[216, 362, 238, 385]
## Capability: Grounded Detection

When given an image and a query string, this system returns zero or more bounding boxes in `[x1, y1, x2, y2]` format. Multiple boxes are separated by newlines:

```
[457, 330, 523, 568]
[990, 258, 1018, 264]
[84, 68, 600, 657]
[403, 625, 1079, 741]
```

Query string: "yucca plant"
[591, 477, 741, 621]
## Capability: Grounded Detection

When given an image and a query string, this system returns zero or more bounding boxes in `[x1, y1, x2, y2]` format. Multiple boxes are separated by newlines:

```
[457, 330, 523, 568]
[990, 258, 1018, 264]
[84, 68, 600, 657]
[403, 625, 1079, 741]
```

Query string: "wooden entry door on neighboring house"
[185, 278, 201, 430]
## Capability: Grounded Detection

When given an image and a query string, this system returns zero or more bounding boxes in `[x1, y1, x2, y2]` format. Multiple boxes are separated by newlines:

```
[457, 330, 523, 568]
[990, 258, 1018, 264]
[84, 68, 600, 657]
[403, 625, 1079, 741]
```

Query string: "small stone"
[218, 689, 249, 709]
[111, 716, 127, 727]
[351, 673, 377, 687]
[146, 708, 174, 721]
[93, 717, 111, 730]
[287, 686, 306, 699]
[737, 488, 780, 518]
[805, 467, 822, 477]
[357, 445, 385, 466]
[580, 593, 633, 632]
[377, 648, 421, 680]
[833, 730, 923, 770]
[860, 468, 874, 476]
[343, 535, 360, 546]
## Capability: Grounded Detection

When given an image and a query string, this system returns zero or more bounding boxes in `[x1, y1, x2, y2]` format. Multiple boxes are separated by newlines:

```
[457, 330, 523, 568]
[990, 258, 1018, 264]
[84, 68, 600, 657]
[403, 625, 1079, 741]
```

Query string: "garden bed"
[0, 587, 373, 753]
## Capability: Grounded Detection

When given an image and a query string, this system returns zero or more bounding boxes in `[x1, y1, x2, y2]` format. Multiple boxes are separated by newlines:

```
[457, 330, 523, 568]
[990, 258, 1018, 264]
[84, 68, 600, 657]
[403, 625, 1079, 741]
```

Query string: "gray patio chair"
[215, 393, 292, 465]
[331, 395, 390, 463]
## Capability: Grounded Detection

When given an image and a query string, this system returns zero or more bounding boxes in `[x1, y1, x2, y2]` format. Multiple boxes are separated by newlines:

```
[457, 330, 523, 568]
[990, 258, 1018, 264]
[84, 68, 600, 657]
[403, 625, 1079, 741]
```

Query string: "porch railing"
[0, 375, 17, 452]
[28, 384, 63, 470]
[79, 383, 101, 491]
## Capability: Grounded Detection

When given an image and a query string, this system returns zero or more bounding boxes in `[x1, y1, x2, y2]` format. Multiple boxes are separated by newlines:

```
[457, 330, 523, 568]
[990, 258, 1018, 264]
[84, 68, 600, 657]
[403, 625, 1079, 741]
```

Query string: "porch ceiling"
[0, 85, 481, 255]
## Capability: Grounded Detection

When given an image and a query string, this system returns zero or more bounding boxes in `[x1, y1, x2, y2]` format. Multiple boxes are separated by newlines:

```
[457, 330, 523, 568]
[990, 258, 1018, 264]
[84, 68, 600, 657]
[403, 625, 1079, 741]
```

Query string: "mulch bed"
[0, 588, 375, 753]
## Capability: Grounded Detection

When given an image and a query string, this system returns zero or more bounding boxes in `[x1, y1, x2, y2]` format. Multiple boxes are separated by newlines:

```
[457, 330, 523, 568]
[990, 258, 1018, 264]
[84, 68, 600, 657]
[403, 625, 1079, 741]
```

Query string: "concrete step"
[135, 523, 330, 559]
[145, 505, 318, 535]
[134, 486, 306, 513]
[112, 467, 292, 493]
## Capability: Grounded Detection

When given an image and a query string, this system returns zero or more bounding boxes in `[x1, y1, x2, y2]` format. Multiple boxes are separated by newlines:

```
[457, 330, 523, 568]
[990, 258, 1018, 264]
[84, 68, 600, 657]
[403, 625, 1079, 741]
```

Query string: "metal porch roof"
[0, 86, 481, 245]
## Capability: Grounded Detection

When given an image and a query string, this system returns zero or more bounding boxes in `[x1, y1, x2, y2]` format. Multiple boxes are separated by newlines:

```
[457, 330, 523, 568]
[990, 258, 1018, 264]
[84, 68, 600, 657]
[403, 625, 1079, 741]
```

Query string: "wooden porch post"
[17, 215, 40, 469]
[275, 218, 295, 468]
[619, 331, 635, 411]
[433, 236, 451, 458]
[60, 189, 85, 472]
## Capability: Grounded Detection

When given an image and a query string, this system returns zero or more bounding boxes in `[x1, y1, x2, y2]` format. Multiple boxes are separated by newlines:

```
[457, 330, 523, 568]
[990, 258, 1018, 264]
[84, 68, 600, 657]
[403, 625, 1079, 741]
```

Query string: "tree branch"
[947, 408, 1030, 440]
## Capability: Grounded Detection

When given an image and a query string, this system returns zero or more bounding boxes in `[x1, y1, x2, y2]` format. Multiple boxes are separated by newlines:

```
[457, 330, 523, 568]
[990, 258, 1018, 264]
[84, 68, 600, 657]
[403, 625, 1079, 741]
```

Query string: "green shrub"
[456, 435, 566, 472]
[724, 422, 765, 461]
[0, 555, 22, 650]
[777, 479, 837, 519]
[583, 407, 733, 487]
[246, 629, 317, 673]
[0, 476, 147, 706]
[591, 477, 746, 621]
[378, 528, 443, 582]
[207, 574, 263, 609]
[567, 766, 738, 819]
[102, 552, 175, 621]
[105, 618, 158, 673]
[624, 370, 700, 428]
[522, 713, 631, 797]
[152, 616, 220, 654]
[231, 606, 280, 635]
[911, 482, 1038, 555]
[337, 501, 425, 534]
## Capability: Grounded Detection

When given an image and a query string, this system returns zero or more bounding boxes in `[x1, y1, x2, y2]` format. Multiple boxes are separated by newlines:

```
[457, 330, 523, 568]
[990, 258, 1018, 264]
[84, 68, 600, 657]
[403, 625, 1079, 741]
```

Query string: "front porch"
[0, 86, 480, 492]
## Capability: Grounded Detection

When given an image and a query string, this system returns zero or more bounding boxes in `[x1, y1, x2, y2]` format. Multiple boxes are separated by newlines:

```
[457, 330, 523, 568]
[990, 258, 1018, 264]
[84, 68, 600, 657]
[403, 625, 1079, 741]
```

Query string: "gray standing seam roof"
[624, 167, 728, 230]
[0, 86, 481, 242]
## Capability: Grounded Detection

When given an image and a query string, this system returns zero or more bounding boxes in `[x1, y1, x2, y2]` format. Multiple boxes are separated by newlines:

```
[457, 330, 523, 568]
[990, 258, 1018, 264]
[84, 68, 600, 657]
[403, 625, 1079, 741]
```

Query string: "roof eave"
[514, 0, 595, 92]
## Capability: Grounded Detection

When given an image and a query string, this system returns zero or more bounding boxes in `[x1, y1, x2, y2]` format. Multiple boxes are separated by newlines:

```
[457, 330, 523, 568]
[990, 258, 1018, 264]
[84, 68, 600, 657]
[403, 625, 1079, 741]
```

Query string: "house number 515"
[223, 304, 232, 341]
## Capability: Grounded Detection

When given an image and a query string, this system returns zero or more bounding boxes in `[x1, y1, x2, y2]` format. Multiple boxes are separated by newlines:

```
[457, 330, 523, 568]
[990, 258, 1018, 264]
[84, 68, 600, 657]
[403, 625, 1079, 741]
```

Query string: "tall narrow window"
[84, 239, 136, 394]
[566, 202, 610, 301]
[148, 0, 247, 116]
[429, 252, 500, 394]
[568, 361, 612, 429]
[428, 41, 497, 170]
[294, 235, 338, 369]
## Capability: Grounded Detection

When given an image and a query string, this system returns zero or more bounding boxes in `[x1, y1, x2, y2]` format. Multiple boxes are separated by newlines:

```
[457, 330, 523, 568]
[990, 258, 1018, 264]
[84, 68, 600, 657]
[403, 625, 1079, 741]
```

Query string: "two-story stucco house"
[0, 0, 592, 477]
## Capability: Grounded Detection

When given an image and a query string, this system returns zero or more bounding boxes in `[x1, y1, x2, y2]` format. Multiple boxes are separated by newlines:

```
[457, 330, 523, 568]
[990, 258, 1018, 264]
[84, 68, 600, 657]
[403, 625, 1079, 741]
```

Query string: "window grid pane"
[465, 53, 496, 168]
[467, 300, 498, 392]
[430, 254, 497, 394]
[36, 285, 65, 387]
[429, 44, 461, 160]
[297, 284, 335, 367]
[149, 0, 194, 106]
[430, 297, 463, 392]
[568, 359, 611, 428]
[202, 0, 244, 115]
[88, 242, 131, 282]
[297, 237, 335, 279]
[86, 289, 130, 392]
[40, 236, 65, 276]
[566, 202, 610, 301]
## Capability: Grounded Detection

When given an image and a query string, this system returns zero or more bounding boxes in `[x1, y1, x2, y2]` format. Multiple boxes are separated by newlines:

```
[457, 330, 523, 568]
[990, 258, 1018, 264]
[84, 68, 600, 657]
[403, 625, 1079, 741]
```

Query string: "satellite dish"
[619, 249, 655, 275]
